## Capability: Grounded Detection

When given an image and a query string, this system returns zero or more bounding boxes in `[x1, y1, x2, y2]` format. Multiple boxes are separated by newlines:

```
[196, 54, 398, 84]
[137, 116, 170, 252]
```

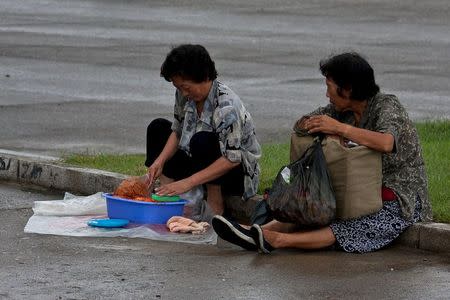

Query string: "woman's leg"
[261, 220, 298, 233]
[145, 118, 192, 181]
[262, 226, 336, 250]
[145, 118, 172, 167]
[189, 131, 225, 214]
[189, 132, 244, 194]
[189, 132, 244, 214]
[206, 184, 224, 215]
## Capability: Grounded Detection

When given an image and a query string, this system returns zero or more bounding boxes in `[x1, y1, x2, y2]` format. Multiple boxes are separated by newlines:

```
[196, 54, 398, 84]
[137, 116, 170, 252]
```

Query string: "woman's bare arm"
[303, 115, 394, 153]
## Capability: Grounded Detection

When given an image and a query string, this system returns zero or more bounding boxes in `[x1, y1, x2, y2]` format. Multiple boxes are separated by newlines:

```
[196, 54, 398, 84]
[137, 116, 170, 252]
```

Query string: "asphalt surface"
[0, 0, 449, 156]
[1, 181, 449, 299]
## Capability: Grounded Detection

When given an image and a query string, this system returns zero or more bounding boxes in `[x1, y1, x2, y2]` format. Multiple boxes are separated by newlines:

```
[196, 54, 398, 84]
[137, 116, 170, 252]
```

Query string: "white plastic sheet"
[24, 189, 217, 245]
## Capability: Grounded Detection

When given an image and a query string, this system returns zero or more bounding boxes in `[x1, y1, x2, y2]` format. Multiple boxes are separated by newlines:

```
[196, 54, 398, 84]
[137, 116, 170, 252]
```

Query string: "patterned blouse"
[171, 80, 261, 200]
[294, 92, 432, 221]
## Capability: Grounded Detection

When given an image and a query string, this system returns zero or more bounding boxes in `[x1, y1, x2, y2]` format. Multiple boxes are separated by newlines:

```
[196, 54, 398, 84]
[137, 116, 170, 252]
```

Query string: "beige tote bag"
[290, 134, 383, 220]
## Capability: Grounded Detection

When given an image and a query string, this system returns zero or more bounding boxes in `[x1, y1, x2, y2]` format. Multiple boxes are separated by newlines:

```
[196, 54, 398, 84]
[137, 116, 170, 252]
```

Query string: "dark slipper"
[251, 224, 275, 254]
[212, 215, 257, 251]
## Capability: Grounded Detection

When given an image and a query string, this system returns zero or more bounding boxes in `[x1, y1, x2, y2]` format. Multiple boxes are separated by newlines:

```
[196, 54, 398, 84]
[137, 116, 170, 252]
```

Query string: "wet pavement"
[0, 0, 449, 156]
[0, 181, 449, 299]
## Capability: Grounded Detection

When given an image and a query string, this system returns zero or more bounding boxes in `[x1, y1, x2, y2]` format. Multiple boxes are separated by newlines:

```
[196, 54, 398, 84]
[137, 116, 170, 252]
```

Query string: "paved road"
[0, 0, 449, 156]
[0, 181, 449, 299]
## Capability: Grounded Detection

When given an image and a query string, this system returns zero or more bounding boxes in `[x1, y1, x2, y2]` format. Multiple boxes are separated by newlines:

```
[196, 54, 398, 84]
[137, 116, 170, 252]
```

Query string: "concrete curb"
[0, 149, 126, 195]
[1, 149, 449, 253]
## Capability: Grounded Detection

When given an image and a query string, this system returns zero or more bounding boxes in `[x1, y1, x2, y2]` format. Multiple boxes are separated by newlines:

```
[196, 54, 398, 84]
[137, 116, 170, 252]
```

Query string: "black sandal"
[212, 215, 257, 251]
[251, 224, 275, 253]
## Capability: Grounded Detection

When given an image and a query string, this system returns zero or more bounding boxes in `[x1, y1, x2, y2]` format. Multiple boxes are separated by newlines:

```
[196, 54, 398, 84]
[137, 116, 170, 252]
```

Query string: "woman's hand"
[146, 160, 164, 186]
[304, 115, 344, 135]
[155, 178, 194, 196]
[295, 116, 310, 130]
[304, 115, 394, 152]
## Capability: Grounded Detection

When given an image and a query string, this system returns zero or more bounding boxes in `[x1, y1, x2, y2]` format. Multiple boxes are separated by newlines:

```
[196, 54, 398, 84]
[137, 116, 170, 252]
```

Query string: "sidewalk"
[1, 148, 449, 253]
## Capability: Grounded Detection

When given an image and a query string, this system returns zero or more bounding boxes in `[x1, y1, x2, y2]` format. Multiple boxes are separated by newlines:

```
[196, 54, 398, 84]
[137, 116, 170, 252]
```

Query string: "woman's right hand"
[295, 116, 311, 131]
[147, 160, 164, 186]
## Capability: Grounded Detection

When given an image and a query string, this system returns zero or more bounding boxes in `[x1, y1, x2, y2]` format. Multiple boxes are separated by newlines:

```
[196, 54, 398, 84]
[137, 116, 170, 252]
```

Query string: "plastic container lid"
[151, 194, 180, 202]
[87, 218, 129, 228]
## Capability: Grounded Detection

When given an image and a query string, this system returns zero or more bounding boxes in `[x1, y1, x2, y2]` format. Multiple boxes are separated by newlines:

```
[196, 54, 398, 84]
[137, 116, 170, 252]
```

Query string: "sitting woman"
[212, 52, 432, 253]
[146, 44, 261, 215]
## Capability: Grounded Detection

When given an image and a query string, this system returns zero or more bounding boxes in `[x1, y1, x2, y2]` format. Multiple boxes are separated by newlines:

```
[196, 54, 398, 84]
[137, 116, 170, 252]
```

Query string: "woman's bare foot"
[261, 228, 281, 248]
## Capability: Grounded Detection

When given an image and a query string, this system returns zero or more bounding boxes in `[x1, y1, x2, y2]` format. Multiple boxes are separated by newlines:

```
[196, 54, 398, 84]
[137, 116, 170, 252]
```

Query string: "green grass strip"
[416, 121, 450, 222]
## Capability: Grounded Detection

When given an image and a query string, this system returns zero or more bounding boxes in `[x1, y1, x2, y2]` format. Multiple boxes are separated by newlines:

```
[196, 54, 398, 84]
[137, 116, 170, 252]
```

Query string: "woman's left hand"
[304, 115, 343, 135]
[155, 179, 194, 196]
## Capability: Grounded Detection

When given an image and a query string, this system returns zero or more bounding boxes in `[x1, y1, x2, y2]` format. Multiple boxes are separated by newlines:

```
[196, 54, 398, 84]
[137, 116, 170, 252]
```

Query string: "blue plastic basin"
[104, 193, 187, 224]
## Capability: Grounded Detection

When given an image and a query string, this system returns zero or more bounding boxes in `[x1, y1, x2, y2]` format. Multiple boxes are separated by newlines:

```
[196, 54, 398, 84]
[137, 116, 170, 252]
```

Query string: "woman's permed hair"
[160, 44, 218, 83]
[319, 52, 380, 101]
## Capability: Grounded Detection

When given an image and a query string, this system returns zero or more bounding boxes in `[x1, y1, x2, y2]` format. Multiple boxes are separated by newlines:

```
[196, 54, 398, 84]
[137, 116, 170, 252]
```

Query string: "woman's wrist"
[185, 176, 198, 188]
[337, 123, 350, 137]
[154, 157, 166, 167]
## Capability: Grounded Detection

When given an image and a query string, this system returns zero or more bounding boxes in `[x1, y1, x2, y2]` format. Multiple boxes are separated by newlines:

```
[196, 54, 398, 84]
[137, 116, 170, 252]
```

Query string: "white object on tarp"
[24, 190, 217, 245]
[33, 192, 106, 216]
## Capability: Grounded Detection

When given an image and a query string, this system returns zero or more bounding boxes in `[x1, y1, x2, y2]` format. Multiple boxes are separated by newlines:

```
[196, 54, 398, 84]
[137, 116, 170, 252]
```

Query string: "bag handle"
[301, 134, 324, 158]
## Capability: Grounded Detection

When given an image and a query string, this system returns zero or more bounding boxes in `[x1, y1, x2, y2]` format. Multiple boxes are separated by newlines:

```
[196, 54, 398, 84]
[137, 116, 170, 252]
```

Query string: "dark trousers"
[145, 118, 244, 196]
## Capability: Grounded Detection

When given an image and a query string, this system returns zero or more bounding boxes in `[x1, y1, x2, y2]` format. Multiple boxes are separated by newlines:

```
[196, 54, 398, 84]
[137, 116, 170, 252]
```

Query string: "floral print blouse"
[171, 80, 261, 200]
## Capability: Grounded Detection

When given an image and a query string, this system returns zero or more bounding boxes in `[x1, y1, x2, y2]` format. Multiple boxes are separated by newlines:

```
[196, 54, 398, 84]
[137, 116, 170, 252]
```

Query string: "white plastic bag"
[179, 185, 214, 223]
[33, 192, 106, 216]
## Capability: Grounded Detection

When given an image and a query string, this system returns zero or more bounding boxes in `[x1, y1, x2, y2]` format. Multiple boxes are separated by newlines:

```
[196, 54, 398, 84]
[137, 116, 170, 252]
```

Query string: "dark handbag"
[267, 137, 336, 226]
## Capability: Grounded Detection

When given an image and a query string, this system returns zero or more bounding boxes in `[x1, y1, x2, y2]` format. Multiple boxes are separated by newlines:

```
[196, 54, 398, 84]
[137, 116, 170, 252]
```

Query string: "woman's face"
[325, 78, 352, 112]
[171, 75, 212, 103]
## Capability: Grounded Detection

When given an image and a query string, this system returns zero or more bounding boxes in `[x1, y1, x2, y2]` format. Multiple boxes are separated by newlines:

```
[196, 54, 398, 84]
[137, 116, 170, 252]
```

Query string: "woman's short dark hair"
[319, 52, 380, 101]
[160, 44, 218, 83]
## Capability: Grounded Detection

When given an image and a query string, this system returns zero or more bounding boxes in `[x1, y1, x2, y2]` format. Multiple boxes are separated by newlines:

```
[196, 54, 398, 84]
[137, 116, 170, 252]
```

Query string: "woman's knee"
[145, 118, 172, 167]
[147, 118, 172, 135]
[190, 131, 221, 157]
